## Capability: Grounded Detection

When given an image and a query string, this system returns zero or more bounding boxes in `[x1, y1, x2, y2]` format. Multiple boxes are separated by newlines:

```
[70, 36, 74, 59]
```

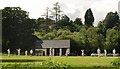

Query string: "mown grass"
[0, 55, 120, 69]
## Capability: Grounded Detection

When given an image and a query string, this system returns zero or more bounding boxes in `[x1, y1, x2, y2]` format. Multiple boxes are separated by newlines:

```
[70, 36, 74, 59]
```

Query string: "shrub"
[2, 58, 72, 69]
[42, 57, 72, 69]
[111, 58, 120, 66]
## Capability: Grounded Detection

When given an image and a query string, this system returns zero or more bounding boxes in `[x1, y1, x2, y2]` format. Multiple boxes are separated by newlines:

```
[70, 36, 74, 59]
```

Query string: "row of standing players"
[7, 48, 117, 57]
[81, 48, 117, 57]
[7, 48, 33, 57]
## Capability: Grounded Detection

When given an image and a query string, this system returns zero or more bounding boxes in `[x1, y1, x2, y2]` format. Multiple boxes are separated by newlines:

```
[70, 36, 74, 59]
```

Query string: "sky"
[0, 0, 120, 26]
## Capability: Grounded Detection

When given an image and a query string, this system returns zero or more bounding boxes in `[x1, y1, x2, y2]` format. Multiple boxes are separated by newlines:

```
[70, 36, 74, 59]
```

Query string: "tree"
[86, 27, 105, 52]
[105, 29, 120, 53]
[72, 27, 105, 55]
[103, 12, 119, 29]
[97, 21, 107, 37]
[2, 7, 36, 52]
[97, 12, 119, 37]
[84, 8, 94, 27]
[50, 2, 63, 23]
[115, 20, 120, 30]
[57, 15, 71, 29]
[35, 17, 54, 33]
[35, 18, 45, 32]
[74, 18, 83, 26]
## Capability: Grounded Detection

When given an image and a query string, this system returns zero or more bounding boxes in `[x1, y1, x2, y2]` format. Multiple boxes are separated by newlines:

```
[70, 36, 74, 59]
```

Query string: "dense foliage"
[2, 7, 37, 52]
[2, 5, 120, 55]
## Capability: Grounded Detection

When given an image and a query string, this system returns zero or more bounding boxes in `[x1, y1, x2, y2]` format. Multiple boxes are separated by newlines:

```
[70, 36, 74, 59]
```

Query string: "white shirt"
[30, 50, 33, 54]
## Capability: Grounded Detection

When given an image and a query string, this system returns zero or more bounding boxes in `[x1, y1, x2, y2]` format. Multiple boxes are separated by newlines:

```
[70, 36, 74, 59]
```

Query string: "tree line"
[2, 3, 120, 55]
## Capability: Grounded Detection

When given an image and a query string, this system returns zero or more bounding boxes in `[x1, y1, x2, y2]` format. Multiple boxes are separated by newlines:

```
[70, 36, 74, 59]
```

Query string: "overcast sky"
[0, 0, 120, 26]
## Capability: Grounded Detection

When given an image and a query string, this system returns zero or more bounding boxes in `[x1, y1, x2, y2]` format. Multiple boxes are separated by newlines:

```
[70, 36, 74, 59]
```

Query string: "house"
[35, 40, 70, 56]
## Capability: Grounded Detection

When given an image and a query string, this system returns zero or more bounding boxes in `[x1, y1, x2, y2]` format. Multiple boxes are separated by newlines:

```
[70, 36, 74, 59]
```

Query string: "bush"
[2, 58, 72, 69]
[42, 57, 72, 69]
[111, 58, 120, 66]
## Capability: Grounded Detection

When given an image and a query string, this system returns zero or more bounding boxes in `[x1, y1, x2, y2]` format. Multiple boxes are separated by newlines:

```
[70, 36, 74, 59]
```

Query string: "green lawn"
[1, 55, 119, 67]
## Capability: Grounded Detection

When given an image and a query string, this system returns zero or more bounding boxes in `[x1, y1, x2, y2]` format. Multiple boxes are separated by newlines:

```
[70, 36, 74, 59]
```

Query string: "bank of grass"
[1, 55, 120, 69]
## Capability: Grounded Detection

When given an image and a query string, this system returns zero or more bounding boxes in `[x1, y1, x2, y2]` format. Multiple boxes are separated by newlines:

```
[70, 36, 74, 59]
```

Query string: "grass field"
[0, 54, 120, 69]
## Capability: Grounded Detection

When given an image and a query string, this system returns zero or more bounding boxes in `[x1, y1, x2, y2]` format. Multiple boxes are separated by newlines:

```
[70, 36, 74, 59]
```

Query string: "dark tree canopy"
[57, 15, 70, 28]
[84, 8, 94, 27]
[97, 12, 119, 37]
[103, 12, 119, 29]
[2, 7, 36, 52]
[74, 18, 83, 26]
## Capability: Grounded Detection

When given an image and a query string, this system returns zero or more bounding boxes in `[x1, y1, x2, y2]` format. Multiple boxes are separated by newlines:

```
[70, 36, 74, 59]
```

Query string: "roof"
[36, 40, 70, 48]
